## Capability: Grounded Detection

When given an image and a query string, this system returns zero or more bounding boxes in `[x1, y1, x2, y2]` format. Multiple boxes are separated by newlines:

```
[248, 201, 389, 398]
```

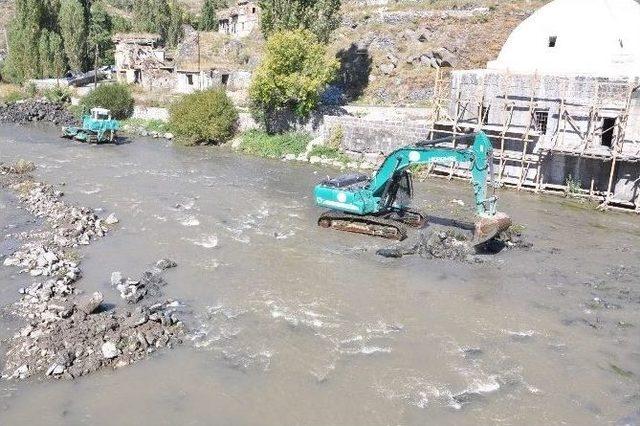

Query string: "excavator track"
[318, 210, 409, 241]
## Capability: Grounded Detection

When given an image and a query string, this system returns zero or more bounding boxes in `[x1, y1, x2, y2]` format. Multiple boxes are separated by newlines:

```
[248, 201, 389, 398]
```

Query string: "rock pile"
[0, 161, 184, 380]
[378, 228, 475, 261]
[0, 99, 78, 126]
[111, 259, 177, 304]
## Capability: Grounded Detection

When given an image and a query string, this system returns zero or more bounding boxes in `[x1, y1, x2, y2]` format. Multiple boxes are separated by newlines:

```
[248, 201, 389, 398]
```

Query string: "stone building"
[112, 33, 175, 89]
[436, 0, 640, 210]
[217, 0, 259, 38]
[323, 0, 640, 211]
[112, 28, 252, 97]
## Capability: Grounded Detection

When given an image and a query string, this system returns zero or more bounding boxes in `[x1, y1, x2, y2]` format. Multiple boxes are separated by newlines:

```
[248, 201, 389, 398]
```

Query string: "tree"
[199, 0, 223, 31]
[249, 29, 338, 131]
[49, 32, 67, 80]
[81, 83, 134, 119]
[166, 1, 184, 47]
[38, 30, 53, 77]
[258, 0, 341, 43]
[169, 89, 238, 146]
[133, 0, 171, 42]
[88, 2, 114, 66]
[4, 0, 47, 81]
[59, 0, 88, 72]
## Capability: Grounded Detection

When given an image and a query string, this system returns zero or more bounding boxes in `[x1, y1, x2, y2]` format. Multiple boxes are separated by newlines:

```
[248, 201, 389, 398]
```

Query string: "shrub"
[308, 145, 349, 163]
[43, 86, 72, 103]
[249, 29, 339, 131]
[80, 83, 135, 120]
[239, 130, 311, 158]
[169, 89, 238, 146]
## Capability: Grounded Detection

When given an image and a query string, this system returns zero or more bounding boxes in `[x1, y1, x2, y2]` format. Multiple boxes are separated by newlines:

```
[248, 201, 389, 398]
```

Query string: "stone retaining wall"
[323, 115, 433, 158]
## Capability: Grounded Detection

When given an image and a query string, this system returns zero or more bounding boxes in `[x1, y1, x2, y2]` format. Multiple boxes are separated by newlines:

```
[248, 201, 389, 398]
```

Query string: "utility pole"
[94, 44, 99, 89]
[197, 31, 202, 91]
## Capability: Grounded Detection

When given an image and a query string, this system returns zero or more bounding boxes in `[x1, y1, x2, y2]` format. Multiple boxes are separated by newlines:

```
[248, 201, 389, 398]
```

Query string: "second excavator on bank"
[313, 131, 512, 245]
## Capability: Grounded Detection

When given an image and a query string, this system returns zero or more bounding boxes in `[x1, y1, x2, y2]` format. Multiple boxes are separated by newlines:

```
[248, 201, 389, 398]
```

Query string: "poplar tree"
[88, 2, 114, 65]
[59, 0, 88, 72]
[49, 32, 67, 79]
[199, 0, 223, 31]
[38, 30, 53, 77]
[166, 1, 184, 47]
[258, 0, 341, 43]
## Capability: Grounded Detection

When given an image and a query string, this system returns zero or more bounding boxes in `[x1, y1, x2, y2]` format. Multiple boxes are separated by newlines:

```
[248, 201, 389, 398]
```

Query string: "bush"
[308, 145, 349, 163]
[239, 130, 311, 158]
[169, 89, 238, 146]
[80, 83, 135, 120]
[43, 86, 72, 103]
[249, 29, 339, 130]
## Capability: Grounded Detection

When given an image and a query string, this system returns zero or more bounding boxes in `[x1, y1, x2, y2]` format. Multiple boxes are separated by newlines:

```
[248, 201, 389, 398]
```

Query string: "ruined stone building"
[112, 28, 252, 100]
[217, 0, 259, 38]
[432, 0, 640, 210]
[113, 33, 175, 89]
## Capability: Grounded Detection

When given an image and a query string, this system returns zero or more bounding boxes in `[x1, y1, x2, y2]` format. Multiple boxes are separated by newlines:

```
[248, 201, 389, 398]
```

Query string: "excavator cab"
[382, 170, 413, 210]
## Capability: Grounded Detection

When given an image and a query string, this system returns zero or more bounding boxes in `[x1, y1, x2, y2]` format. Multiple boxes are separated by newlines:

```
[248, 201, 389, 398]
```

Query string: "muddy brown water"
[0, 124, 639, 425]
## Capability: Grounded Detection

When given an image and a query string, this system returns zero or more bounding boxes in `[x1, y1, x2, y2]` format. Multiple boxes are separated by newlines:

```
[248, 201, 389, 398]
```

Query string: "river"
[0, 124, 639, 425]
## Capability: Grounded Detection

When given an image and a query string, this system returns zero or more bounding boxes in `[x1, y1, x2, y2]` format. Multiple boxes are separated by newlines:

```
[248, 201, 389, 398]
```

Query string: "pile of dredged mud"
[377, 225, 532, 262]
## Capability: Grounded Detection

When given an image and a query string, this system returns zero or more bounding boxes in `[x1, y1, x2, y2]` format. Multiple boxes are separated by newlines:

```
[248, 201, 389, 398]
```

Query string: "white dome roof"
[487, 0, 640, 77]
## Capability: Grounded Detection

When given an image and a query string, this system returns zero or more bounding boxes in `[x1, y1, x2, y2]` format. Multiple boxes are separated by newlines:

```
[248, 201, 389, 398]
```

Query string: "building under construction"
[427, 0, 640, 211]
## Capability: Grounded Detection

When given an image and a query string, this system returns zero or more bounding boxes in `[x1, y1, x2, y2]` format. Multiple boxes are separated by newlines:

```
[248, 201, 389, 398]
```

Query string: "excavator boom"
[313, 132, 512, 244]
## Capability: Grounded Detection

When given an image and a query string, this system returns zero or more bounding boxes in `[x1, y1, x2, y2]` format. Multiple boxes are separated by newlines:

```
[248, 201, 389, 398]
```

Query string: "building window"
[534, 109, 549, 134]
[548, 36, 557, 48]
[187, 74, 194, 86]
[601, 117, 617, 148]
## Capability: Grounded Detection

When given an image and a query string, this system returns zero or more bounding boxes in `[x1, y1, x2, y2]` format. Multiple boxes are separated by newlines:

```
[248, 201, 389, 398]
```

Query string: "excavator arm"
[313, 131, 511, 243]
[367, 132, 496, 217]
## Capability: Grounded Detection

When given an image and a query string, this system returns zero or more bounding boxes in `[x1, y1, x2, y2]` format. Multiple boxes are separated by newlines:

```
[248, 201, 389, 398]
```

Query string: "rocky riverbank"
[0, 99, 78, 126]
[0, 161, 184, 380]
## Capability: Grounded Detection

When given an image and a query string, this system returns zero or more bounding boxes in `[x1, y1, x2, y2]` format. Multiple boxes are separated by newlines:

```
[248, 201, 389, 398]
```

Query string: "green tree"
[169, 89, 238, 146]
[4, 0, 47, 82]
[199, 0, 223, 31]
[59, 0, 88, 72]
[166, 1, 184, 47]
[80, 83, 134, 119]
[38, 30, 53, 77]
[133, 0, 171, 42]
[49, 32, 67, 80]
[258, 0, 341, 43]
[249, 29, 338, 131]
[88, 2, 114, 66]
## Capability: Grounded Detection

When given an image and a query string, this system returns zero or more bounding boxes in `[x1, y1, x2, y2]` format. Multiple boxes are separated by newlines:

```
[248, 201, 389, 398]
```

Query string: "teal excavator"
[313, 132, 512, 245]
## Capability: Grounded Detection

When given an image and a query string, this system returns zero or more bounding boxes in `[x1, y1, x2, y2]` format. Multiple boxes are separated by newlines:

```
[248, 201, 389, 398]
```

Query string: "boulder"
[101, 341, 118, 359]
[75, 291, 104, 315]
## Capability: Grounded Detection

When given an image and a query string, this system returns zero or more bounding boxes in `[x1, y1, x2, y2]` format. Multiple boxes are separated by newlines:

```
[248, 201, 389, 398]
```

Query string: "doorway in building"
[601, 117, 617, 148]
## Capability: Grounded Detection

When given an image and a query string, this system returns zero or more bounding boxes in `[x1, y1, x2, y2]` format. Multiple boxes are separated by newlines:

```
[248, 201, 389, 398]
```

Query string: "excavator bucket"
[472, 212, 512, 246]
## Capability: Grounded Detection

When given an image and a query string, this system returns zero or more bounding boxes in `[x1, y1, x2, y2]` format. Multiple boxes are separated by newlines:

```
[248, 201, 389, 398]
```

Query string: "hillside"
[0, 0, 549, 106]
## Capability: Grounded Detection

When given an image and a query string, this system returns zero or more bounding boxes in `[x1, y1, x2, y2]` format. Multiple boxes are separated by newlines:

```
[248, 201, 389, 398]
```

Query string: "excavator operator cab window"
[390, 171, 414, 208]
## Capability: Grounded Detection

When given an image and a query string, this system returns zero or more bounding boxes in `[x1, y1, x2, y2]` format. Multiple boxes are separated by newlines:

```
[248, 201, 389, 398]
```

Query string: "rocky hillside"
[328, 0, 549, 105]
[0, 0, 549, 106]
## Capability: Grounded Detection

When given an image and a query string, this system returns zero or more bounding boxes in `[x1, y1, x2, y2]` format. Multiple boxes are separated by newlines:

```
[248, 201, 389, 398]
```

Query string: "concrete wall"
[132, 106, 170, 121]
